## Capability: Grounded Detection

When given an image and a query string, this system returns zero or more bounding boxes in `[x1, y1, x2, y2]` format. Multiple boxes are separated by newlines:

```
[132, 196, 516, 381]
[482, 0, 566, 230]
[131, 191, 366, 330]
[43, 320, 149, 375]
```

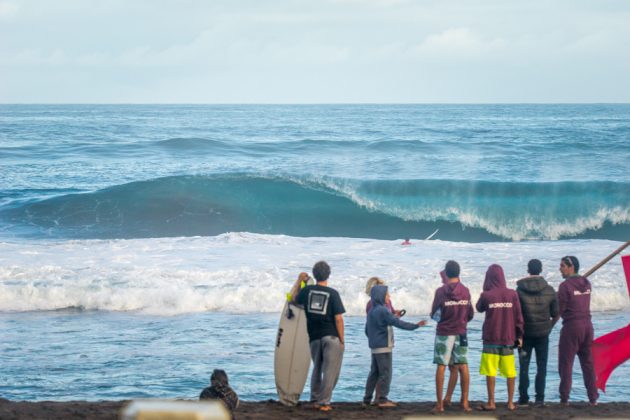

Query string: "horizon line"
[2, 102, 630, 106]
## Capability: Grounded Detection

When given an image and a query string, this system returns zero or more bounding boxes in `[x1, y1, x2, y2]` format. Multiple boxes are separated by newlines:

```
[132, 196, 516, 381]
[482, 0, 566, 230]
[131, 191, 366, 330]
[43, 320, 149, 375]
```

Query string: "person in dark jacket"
[476, 264, 524, 411]
[363, 285, 426, 407]
[430, 261, 474, 413]
[199, 369, 239, 414]
[558, 256, 598, 406]
[516, 259, 559, 407]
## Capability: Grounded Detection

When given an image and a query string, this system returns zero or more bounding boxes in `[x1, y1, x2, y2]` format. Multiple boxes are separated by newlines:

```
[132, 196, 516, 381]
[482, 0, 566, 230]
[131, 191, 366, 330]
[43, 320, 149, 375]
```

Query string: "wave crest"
[1, 175, 629, 241]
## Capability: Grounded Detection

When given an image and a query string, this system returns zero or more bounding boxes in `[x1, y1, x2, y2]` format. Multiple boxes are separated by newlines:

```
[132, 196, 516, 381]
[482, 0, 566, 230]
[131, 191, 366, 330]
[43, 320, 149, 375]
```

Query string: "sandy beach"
[2, 399, 630, 419]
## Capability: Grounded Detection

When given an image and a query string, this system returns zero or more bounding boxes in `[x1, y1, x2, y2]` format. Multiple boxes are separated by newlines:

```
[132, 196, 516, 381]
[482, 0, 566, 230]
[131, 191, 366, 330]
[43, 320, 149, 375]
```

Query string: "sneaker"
[517, 399, 529, 406]
[534, 401, 545, 408]
[362, 398, 372, 407]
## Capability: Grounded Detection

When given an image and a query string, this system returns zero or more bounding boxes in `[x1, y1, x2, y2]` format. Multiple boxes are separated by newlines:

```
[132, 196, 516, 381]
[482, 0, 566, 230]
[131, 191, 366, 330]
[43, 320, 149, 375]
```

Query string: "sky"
[1, 0, 629, 103]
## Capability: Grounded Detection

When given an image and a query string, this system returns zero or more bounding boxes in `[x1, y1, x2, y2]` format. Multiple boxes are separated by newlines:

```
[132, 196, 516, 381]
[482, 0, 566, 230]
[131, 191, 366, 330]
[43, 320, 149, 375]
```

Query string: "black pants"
[518, 336, 549, 403]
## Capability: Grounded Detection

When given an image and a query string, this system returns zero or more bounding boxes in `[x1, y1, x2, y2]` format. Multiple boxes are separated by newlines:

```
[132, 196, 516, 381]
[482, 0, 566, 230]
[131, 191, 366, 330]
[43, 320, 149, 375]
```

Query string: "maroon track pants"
[558, 322, 598, 403]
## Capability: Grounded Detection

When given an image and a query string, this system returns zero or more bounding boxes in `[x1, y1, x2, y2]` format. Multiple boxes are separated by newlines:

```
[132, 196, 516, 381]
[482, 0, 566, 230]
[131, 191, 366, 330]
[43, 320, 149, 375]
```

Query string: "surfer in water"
[401, 238, 412, 246]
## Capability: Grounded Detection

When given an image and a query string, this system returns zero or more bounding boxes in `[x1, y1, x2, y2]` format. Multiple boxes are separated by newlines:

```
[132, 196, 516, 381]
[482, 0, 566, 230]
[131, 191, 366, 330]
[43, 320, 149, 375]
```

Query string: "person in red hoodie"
[476, 264, 524, 411]
[430, 260, 474, 413]
[558, 255, 598, 406]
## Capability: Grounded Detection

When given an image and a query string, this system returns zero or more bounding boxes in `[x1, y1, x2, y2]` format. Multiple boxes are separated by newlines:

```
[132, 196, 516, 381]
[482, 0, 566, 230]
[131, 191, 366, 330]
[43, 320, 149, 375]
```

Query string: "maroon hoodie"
[558, 275, 592, 325]
[431, 280, 474, 336]
[476, 264, 524, 346]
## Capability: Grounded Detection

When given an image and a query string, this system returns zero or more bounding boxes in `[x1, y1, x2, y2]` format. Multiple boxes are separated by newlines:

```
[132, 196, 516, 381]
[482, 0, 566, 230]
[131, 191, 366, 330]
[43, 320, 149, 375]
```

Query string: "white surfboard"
[274, 301, 311, 406]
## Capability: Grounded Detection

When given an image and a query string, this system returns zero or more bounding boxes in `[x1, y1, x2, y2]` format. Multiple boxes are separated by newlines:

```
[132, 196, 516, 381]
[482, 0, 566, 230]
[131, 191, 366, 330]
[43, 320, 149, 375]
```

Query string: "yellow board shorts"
[479, 345, 516, 378]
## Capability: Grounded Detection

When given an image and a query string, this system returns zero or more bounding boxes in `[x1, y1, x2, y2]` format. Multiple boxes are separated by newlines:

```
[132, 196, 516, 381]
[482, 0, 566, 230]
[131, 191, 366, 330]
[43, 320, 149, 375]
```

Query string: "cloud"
[414, 27, 507, 56]
[0, 1, 18, 19]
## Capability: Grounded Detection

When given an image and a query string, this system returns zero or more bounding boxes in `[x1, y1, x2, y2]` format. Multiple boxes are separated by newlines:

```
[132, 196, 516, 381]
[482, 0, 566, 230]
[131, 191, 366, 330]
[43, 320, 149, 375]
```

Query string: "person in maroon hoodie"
[430, 261, 474, 413]
[476, 264, 524, 411]
[558, 255, 598, 406]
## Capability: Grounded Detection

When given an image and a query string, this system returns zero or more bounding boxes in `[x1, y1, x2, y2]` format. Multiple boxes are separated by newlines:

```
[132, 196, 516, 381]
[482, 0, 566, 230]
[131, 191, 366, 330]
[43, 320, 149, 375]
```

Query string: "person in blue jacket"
[363, 285, 427, 407]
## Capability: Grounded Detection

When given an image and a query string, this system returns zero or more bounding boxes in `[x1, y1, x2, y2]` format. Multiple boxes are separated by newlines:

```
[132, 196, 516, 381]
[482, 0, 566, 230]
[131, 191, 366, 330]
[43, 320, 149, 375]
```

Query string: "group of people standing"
[290, 256, 599, 413]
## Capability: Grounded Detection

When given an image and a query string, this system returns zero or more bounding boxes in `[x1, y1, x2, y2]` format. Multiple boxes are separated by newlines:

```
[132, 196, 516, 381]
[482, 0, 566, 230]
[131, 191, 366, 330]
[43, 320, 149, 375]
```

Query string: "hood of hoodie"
[370, 285, 387, 306]
[567, 274, 591, 293]
[483, 264, 507, 291]
[445, 281, 469, 300]
[517, 276, 548, 294]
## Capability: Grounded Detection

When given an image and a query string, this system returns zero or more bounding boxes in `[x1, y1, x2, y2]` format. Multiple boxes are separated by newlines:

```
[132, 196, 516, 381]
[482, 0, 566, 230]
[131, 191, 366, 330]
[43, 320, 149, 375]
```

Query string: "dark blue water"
[1, 311, 628, 403]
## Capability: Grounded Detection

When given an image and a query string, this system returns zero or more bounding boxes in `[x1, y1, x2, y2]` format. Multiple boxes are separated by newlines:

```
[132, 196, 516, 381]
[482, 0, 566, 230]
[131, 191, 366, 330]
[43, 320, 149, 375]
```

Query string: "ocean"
[1, 104, 629, 403]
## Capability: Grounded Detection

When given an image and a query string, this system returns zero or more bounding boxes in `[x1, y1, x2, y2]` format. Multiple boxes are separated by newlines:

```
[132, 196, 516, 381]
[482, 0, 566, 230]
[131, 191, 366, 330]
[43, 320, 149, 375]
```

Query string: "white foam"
[0, 234, 628, 315]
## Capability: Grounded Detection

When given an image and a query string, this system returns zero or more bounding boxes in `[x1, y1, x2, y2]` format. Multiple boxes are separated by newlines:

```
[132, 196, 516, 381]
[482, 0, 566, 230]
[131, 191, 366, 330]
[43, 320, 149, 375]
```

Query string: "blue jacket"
[365, 285, 419, 353]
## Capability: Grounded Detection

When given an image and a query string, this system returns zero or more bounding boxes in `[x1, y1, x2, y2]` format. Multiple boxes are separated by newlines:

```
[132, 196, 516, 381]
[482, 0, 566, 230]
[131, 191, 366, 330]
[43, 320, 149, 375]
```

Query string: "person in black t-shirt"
[294, 261, 345, 412]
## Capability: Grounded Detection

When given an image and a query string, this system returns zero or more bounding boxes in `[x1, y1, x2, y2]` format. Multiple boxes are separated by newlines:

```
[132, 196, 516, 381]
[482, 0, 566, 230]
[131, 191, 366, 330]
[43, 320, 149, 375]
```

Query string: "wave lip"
[0, 175, 629, 241]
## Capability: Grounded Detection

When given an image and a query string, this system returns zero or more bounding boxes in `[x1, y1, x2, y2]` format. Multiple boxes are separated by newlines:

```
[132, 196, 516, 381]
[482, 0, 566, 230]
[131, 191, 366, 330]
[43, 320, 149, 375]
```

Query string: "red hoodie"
[431, 280, 474, 336]
[558, 275, 592, 325]
[476, 264, 524, 346]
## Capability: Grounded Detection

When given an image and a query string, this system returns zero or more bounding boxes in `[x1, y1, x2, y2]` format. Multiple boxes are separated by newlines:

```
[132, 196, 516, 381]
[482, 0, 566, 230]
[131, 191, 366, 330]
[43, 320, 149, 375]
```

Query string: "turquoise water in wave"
[1, 105, 629, 402]
[1, 104, 629, 241]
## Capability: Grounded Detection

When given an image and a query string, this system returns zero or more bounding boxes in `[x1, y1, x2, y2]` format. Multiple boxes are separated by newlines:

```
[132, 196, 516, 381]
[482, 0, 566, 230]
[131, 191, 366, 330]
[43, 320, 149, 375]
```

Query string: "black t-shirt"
[296, 284, 345, 341]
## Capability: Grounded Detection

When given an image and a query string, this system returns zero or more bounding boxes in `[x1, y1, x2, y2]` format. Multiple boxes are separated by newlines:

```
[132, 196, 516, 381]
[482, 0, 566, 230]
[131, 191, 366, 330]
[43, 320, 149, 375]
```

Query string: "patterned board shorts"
[479, 345, 516, 378]
[433, 335, 468, 365]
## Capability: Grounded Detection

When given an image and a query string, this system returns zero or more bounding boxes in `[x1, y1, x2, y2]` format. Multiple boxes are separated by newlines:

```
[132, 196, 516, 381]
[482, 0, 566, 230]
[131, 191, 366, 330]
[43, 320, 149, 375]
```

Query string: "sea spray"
[1, 235, 627, 315]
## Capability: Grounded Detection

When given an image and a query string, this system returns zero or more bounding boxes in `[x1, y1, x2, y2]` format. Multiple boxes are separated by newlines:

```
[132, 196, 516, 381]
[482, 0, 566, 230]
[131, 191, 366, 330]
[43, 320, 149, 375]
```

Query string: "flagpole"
[583, 240, 630, 278]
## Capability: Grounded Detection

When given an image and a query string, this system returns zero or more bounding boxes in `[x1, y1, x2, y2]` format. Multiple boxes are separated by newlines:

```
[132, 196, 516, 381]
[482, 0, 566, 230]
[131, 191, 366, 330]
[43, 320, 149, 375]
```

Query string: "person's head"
[444, 260, 460, 279]
[211, 369, 229, 386]
[312, 261, 331, 283]
[483, 264, 506, 291]
[365, 276, 385, 296]
[560, 256, 579, 278]
[439, 270, 449, 284]
[369, 284, 388, 306]
[527, 259, 543, 276]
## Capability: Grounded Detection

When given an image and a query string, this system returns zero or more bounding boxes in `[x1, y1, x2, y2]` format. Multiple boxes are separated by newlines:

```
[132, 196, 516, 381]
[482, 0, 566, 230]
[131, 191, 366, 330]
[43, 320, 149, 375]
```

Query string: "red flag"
[622, 255, 630, 298]
[593, 324, 630, 392]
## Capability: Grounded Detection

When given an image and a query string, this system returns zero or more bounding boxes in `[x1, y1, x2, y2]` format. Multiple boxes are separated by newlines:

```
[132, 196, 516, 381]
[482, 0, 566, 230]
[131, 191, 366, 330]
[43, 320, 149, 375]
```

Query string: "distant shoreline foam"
[1, 234, 627, 315]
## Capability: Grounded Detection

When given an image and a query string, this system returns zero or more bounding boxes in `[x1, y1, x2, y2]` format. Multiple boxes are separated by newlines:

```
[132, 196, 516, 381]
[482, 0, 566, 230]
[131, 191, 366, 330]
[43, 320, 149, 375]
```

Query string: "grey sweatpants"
[364, 352, 392, 403]
[309, 335, 344, 405]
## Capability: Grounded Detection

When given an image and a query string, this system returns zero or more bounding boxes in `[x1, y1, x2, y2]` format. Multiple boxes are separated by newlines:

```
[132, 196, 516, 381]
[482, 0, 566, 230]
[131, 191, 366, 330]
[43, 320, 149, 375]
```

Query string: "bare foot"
[462, 403, 472, 412]
[443, 398, 451, 407]
[431, 404, 444, 414]
[476, 403, 496, 411]
[507, 403, 517, 411]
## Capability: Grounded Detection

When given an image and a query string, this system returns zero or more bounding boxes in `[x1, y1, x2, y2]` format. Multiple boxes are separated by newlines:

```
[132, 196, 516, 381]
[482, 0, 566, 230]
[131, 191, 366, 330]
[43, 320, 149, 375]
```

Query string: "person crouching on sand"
[476, 264, 524, 412]
[430, 261, 474, 413]
[363, 285, 427, 408]
[200, 369, 240, 414]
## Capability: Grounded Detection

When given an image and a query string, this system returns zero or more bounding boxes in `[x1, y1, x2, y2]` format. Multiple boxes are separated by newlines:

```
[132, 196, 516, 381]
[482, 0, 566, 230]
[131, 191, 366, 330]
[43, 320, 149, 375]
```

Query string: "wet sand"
[2, 398, 629, 419]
